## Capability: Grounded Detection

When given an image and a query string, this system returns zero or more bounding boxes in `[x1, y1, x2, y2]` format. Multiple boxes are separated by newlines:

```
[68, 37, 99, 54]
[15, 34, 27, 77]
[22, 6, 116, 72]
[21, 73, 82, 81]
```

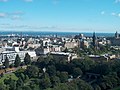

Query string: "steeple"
[20, 32, 23, 39]
[92, 32, 97, 48]
[115, 31, 119, 39]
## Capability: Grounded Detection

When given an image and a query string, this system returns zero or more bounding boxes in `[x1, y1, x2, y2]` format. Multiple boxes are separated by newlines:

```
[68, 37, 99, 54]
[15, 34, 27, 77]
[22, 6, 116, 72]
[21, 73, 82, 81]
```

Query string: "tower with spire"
[92, 32, 98, 48]
[115, 31, 119, 39]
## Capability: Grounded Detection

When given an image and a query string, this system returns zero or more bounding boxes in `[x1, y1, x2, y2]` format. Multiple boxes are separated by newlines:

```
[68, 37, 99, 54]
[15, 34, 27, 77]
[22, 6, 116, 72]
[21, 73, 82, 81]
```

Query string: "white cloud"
[101, 11, 120, 18]
[12, 11, 24, 15]
[11, 15, 21, 20]
[118, 13, 120, 17]
[0, 11, 24, 20]
[111, 12, 116, 16]
[115, 0, 120, 3]
[111, 12, 120, 17]
[0, 13, 7, 18]
[0, 24, 81, 31]
[101, 11, 105, 15]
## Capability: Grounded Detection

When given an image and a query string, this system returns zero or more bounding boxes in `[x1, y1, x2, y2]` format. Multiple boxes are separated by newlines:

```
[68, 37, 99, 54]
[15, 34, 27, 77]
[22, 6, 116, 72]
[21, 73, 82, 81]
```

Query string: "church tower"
[115, 31, 119, 39]
[92, 32, 97, 48]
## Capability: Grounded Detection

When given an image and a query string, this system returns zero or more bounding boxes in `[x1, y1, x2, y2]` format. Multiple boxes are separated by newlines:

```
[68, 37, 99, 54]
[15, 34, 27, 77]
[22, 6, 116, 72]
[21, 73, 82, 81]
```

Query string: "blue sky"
[0, 0, 120, 33]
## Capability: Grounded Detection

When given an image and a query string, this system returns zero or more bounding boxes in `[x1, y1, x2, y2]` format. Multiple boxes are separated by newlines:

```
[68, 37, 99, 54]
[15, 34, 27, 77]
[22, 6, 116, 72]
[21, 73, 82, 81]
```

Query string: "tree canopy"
[14, 54, 21, 67]
[24, 53, 31, 65]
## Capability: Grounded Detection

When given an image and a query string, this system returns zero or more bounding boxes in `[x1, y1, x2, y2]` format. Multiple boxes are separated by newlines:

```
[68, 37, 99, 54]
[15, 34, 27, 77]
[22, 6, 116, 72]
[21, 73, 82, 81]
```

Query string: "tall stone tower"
[115, 31, 119, 39]
[92, 32, 97, 48]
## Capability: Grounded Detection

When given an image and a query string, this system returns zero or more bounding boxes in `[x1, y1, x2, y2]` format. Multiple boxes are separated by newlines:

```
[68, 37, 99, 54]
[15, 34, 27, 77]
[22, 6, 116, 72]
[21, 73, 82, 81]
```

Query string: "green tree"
[59, 72, 68, 83]
[15, 68, 25, 78]
[30, 83, 40, 90]
[4, 78, 16, 90]
[3, 56, 9, 68]
[67, 82, 79, 90]
[9, 64, 14, 68]
[91, 63, 111, 75]
[41, 76, 52, 89]
[16, 86, 22, 90]
[0, 82, 6, 90]
[16, 78, 24, 87]
[76, 79, 93, 90]
[9, 80, 16, 90]
[50, 76, 60, 87]
[99, 72, 119, 89]
[74, 58, 95, 73]
[14, 54, 21, 67]
[24, 53, 31, 65]
[20, 73, 25, 81]
[99, 82, 107, 90]
[24, 75, 29, 83]
[5, 85, 9, 90]
[53, 83, 69, 90]
[47, 65, 56, 76]
[93, 84, 101, 90]
[72, 67, 83, 78]
[25, 65, 39, 78]
[22, 86, 32, 90]
[37, 56, 44, 62]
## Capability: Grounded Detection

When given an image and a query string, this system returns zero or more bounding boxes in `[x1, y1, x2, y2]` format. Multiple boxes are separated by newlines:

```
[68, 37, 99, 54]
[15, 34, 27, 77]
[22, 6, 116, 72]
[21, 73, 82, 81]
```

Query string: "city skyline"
[0, 0, 120, 33]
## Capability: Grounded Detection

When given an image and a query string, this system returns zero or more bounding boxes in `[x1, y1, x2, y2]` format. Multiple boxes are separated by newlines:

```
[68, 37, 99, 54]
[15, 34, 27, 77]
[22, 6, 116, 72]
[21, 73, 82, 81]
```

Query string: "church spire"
[115, 31, 119, 39]
[93, 32, 97, 48]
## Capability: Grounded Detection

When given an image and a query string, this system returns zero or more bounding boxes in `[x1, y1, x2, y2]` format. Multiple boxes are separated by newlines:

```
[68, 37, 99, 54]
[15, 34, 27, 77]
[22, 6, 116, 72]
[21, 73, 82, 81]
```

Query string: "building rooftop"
[50, 52, 70, 55]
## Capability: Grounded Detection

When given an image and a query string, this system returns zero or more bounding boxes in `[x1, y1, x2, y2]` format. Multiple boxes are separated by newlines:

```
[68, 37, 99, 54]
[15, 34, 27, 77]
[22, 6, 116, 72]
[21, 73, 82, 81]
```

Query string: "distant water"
[0, 31, 114, 37]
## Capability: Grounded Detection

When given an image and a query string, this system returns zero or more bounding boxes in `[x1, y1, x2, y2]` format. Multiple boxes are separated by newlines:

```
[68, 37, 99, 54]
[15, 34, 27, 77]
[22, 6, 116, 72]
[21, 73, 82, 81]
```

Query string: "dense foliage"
[3, 56, 9, 69]
[14, 54, 21, 67]
[1, 48, 120, 90]
[24, 53, 31, 65]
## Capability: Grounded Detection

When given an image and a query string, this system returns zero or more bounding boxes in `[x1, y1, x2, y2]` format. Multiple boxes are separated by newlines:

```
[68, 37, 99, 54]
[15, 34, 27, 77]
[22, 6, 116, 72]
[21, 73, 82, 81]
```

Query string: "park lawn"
[0, 73, 18, 83]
